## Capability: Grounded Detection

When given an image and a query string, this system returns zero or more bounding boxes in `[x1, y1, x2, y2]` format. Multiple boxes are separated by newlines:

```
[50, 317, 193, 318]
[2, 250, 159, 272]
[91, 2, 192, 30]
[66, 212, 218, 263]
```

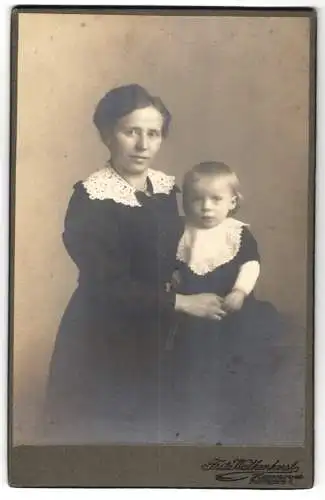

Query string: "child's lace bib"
[176, 218, 249, 275]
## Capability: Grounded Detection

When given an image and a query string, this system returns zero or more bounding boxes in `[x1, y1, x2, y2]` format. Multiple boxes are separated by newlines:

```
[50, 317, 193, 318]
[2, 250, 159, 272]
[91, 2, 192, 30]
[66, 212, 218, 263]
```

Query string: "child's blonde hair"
[182, 161, 243, 216]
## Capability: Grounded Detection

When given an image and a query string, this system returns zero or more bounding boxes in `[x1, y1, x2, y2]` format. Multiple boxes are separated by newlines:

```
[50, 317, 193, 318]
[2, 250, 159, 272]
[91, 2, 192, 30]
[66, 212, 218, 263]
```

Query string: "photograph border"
[7, 5, 316, 489]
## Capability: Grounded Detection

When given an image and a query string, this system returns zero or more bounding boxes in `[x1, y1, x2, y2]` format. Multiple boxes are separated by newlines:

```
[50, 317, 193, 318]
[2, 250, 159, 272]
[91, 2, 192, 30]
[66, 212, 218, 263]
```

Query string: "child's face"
[186, 175, 237, 228]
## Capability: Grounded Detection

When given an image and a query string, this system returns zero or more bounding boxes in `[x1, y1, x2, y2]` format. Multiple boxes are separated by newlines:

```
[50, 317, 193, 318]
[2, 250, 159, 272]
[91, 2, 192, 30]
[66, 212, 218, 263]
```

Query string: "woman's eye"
[124, 129, 137, 137]
[148, 129, 161, 138]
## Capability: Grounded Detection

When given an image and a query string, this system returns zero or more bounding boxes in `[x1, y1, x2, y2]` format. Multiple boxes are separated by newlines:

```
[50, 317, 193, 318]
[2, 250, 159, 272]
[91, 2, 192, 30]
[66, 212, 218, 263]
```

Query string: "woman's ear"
[99, 126, 112, 148]
[101, 132, 110, 148]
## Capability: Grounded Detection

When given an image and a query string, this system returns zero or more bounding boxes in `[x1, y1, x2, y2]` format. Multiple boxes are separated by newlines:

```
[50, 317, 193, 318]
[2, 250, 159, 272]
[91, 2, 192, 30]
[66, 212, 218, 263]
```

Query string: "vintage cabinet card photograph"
[8, 6, 315, 489]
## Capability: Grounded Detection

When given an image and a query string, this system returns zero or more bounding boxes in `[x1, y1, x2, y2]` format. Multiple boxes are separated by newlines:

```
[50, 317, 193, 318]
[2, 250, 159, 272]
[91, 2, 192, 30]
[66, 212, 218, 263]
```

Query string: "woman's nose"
[136, 132, 148, 150]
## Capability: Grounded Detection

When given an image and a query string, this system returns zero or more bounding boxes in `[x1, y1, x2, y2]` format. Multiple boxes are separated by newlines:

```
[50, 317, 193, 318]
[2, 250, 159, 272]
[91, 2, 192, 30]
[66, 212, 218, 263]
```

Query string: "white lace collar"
[83, 165, 176, 207]
[176, 218, 249, 275]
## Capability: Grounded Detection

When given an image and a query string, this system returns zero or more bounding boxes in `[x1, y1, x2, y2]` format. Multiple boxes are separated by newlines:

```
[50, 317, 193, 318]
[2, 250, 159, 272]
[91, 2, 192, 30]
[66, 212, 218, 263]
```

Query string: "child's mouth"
[201, 215, 215, 222]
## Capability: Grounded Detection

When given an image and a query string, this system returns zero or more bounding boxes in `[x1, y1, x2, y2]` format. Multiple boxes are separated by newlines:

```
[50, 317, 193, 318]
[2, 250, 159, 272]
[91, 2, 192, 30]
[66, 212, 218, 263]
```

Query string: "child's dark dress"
[170, 218, 303, 444]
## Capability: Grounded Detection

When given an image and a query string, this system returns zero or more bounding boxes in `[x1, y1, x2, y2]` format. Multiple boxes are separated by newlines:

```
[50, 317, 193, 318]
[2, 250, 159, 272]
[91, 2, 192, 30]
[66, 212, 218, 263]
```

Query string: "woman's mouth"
[130, 155, 149, 162]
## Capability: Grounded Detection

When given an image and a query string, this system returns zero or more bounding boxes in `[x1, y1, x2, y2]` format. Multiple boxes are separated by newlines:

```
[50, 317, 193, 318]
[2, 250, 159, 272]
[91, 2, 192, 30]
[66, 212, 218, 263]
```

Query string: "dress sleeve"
[237, 227, 261, 265]
[62, 182, 176, 320]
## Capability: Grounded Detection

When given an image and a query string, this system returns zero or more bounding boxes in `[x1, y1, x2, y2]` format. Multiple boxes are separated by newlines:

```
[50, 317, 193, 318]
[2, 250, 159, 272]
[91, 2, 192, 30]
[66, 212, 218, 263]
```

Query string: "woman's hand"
[175, 293, 227, 320]
[223, 289, 246, 313]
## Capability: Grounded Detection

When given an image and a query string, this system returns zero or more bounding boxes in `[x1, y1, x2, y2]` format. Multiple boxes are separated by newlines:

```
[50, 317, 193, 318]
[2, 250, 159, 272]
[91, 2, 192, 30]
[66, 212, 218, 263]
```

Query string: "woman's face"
[105, 106, 164, 176]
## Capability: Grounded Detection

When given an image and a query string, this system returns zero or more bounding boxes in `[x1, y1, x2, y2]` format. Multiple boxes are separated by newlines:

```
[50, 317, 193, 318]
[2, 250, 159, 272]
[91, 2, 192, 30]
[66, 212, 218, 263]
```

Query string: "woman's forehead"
[117, 106, 164, 128]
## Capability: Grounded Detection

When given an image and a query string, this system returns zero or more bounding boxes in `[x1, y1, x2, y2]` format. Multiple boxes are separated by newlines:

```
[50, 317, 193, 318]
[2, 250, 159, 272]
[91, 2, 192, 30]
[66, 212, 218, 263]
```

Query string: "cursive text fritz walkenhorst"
[200, 458, 303, 485]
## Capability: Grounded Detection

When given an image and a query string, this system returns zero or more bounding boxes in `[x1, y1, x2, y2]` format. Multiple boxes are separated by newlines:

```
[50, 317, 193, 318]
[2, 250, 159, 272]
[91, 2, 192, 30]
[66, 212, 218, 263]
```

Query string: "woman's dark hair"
[93, 84, 171, 139]
[182, 161, 243, 216]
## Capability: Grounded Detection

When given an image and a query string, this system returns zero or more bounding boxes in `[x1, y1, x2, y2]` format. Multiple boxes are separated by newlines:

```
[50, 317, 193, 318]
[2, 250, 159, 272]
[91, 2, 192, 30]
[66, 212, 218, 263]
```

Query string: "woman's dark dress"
[45, 167, 182, 442]
[171, 224, 302, 444]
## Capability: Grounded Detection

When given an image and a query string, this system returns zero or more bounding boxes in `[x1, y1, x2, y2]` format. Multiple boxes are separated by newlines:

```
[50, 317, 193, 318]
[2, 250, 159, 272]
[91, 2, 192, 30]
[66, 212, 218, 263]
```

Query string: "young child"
[170, 161, 288, 444]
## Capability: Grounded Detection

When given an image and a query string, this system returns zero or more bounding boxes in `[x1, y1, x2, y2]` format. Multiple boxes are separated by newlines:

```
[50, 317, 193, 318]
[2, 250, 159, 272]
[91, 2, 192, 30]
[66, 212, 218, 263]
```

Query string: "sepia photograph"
[9, 7, 315, 488]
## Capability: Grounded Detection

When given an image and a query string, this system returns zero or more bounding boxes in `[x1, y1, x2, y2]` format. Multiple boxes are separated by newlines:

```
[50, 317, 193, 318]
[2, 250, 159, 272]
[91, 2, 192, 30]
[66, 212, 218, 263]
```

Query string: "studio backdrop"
[12, 13, 310, 444]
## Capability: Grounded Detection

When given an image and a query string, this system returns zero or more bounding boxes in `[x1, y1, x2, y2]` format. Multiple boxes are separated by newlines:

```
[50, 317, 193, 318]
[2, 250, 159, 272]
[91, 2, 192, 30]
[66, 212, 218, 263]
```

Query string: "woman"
[44, 84, 224, 442]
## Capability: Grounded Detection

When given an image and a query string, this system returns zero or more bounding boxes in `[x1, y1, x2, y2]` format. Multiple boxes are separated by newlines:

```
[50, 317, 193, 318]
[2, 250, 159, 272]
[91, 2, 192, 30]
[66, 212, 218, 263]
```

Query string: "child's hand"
[223, 289, 246, 313]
